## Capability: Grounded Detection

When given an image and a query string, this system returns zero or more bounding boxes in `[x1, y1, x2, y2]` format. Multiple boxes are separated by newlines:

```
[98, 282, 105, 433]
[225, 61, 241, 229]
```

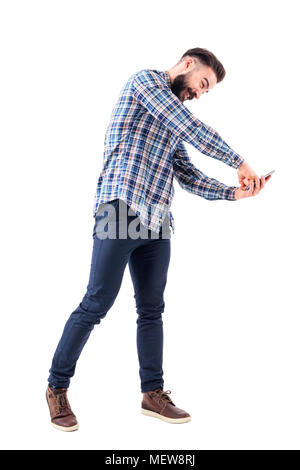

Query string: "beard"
[170, 72, 194, 102]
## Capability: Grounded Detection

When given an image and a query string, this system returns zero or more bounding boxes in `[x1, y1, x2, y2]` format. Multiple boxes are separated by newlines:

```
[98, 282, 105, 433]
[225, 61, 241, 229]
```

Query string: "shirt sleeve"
[172, 140, 239, 200]
[132, 71, 245, 169]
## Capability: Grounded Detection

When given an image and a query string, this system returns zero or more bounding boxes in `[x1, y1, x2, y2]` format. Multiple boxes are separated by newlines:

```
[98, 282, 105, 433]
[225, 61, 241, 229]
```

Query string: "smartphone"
[244, 170, 275, 190]
[264, 170, 275, 179]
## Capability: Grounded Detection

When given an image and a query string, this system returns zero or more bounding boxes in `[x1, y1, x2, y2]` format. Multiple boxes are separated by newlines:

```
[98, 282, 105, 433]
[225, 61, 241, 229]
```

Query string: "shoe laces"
[150, 389, 175, 406]
[52, 389, 71, 416]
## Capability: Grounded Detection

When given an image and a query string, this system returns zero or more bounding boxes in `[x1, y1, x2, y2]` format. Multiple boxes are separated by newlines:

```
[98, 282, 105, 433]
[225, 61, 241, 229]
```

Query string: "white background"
[0, 0, 299, 450]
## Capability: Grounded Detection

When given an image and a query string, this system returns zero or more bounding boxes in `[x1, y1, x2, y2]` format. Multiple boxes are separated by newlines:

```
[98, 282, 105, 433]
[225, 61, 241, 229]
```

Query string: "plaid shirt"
[93, 68, 245, 234]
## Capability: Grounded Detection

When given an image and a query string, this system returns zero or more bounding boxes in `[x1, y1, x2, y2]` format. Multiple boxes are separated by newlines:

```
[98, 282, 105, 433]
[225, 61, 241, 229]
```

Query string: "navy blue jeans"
[48, 199, 171, 393]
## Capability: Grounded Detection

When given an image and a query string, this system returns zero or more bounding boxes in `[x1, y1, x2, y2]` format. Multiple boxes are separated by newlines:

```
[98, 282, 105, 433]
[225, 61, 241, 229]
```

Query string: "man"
[46, 47, 271, 431]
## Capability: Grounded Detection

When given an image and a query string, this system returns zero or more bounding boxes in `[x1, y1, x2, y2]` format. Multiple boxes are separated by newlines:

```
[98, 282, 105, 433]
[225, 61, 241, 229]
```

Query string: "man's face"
[171, 64, 218, 102]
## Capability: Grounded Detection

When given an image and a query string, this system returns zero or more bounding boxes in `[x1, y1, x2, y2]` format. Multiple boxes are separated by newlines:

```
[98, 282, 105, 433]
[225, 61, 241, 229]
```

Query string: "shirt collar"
[161, 70, 172, 88]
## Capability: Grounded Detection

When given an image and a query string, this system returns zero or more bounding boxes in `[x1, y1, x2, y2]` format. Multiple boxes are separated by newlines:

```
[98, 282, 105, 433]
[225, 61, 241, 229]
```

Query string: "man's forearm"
[173, 142, 239, 201]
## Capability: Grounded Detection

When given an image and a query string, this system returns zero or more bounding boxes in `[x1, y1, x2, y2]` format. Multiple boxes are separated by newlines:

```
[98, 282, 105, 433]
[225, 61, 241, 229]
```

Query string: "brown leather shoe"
[141, 388, 191, 424]
[46, 385, 78, 432]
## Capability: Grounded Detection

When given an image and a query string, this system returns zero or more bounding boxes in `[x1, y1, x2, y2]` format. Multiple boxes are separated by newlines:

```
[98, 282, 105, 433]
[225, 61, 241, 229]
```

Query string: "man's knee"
[77, 291, 117, 325]
[136, 299, 165, 320]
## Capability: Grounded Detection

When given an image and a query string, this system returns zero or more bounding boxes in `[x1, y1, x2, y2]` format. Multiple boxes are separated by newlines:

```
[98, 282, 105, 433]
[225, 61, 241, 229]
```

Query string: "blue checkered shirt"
[93, 68, 245, 233]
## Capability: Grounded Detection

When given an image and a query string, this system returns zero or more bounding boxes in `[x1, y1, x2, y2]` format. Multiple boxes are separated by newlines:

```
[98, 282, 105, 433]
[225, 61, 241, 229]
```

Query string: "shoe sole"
[51, 422, 79, 432]
[141, 408, 191, 424]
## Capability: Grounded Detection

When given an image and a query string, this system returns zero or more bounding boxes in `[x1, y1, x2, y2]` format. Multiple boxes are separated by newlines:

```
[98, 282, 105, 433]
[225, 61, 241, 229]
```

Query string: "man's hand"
[234, 174, 272, 200]
[237, 161, 258, 189]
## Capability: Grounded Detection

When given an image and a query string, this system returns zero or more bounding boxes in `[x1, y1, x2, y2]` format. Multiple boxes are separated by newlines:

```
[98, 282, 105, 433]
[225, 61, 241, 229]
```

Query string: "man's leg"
[128, 234, 191, 424]
[128, 237, 171, 393]
[48, 214, 137, 389]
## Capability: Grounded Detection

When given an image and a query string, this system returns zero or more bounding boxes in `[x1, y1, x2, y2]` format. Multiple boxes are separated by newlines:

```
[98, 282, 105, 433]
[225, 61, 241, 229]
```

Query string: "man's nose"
[194, 89, 201, 99]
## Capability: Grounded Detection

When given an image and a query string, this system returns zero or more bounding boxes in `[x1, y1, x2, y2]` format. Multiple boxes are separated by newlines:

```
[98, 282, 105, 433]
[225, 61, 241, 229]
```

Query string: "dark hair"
[179, 47, 226, 83]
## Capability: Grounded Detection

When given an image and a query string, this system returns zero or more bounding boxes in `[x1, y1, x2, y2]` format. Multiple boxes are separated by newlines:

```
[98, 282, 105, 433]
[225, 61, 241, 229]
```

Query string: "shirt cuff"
[230, 152, 245, 169]
[218, 185, 238, 201]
